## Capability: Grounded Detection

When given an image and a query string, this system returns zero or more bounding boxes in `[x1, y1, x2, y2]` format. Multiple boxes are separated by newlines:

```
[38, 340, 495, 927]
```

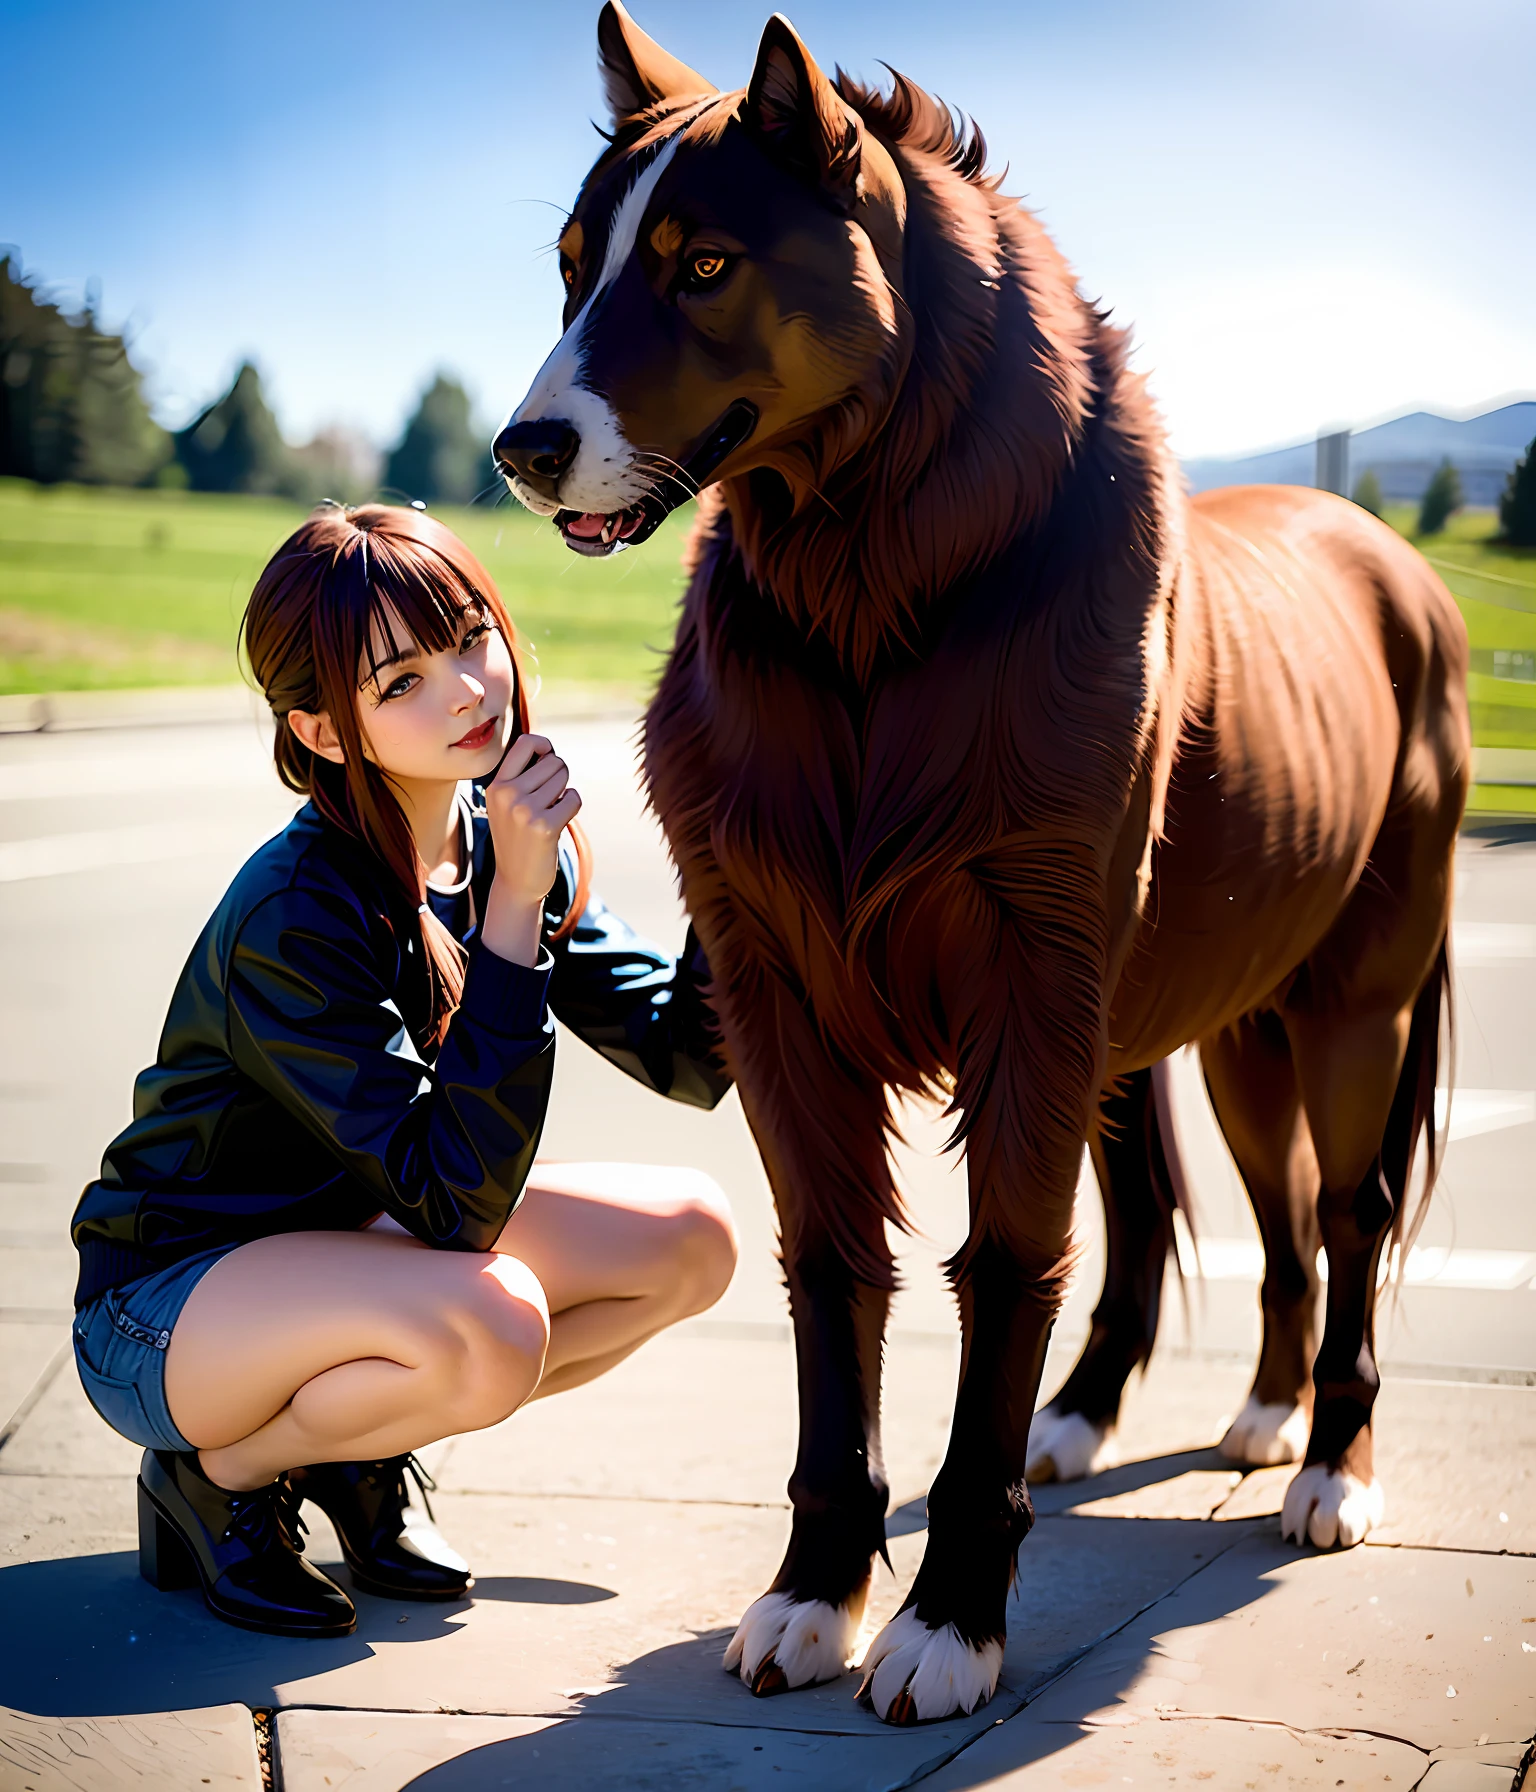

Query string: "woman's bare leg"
[494, 1163, 737, 1398]
[161, 1163, 734, 1491]
[162, 1230, 549, 1491]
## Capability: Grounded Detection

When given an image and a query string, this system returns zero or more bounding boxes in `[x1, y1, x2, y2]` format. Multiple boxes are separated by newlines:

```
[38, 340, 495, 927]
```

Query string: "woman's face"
[355, 600, 517, 787]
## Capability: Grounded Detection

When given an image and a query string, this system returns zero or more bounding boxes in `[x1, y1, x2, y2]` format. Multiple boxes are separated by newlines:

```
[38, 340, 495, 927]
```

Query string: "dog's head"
[495, 4, 908, 557]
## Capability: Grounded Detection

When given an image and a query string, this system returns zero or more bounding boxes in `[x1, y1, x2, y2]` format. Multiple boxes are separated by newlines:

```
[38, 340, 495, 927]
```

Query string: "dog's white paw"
[1026, 1407, 1119, 1483]
[723, 1590, 862, 1692]
[1280, 1463, 1384, 1549]
[857, 1606, 1003, 1723]
[1219, 1394, 1310, 1466]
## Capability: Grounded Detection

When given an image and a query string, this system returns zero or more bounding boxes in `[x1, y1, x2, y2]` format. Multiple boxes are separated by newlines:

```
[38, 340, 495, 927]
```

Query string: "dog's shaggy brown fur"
[499, 5, 1470, 1722]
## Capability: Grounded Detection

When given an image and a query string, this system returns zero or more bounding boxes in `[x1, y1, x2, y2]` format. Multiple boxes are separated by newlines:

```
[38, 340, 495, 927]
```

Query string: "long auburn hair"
[241, 503, 592, 1044]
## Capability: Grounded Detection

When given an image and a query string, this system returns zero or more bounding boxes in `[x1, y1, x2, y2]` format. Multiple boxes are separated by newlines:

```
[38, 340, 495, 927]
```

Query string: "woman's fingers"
[496, 761, 568, 821]
[514, 782, 578, 831]
[490, 733, 552, 786]
[515, 751, 569, 800]
[488, 750, 569, 818]
[549, 787, 582, 827]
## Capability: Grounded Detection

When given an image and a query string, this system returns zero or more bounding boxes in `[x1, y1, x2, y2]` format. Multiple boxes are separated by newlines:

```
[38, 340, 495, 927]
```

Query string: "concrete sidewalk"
[1, 706, 1534, 1789]
[2, 1327, 1534, 1789]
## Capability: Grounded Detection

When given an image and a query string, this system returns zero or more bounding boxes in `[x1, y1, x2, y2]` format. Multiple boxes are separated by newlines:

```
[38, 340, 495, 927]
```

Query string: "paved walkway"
[1, 702, 1533, 1788]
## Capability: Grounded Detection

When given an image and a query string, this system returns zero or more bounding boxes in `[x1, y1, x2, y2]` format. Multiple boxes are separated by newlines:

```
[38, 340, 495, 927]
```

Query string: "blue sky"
[4, 0, 1532, 458]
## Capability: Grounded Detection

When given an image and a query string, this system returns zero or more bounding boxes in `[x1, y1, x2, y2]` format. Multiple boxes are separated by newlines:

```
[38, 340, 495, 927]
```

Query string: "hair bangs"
[355, 529, 488, 694]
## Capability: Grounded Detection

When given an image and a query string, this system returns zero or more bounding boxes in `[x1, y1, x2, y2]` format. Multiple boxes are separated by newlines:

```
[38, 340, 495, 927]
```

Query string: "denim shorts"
[72, 1245, 239, 1452]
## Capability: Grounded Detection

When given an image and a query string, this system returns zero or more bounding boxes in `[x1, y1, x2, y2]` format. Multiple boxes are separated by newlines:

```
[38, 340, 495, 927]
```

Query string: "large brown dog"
[495, 5, 1469, 1724]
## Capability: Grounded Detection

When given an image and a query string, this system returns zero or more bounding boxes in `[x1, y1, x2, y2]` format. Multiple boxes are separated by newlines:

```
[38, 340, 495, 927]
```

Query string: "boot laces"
[361, 1452, 439, 1516]
[224, 1476, 309, 1555]
[399, 1452, 438, 1521]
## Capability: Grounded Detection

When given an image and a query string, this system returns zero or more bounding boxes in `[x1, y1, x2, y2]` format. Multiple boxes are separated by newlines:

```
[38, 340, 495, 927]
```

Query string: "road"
[0, 698, 1532, 1788]
[1, 701, 1530, 1385]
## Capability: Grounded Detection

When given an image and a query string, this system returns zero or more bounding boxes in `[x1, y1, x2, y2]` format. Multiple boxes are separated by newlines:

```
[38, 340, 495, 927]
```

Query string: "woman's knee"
[437, 1257, 551, 1427]
[668, 1172, 738, 1314]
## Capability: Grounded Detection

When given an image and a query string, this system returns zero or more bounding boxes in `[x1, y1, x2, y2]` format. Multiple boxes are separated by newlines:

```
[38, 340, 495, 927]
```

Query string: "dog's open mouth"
[556, 504, 658, 557]
[554, 400, 759, 559]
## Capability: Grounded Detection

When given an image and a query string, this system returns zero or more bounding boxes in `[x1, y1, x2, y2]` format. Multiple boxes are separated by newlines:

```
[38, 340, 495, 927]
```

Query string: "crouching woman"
[69, 503, 737, 1637]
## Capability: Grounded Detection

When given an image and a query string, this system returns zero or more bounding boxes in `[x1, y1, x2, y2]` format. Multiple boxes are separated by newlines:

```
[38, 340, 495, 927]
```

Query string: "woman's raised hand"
[480, 734, 581, 965]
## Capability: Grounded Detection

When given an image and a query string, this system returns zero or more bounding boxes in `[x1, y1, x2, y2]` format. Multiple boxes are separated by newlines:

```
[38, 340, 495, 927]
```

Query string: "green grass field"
[0, 478, 694, 701]
[2, 483, 1533, 804]
[1377, 504, 1536, 814]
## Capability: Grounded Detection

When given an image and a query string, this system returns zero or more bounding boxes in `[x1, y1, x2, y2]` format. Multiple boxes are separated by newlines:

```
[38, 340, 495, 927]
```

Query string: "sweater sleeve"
[545, 855, 732, 1111]
[225, 881, 555, 1250]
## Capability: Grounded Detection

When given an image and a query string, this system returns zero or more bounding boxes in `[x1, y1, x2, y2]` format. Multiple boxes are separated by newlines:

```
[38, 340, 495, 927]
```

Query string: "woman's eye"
[461, 624, 490, 651]
[381, 673, 418, 701]
[683, 252, 730, 291]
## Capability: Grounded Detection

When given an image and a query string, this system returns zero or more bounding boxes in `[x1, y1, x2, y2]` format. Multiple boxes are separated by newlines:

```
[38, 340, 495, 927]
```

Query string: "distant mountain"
[1182, 399, 1536, 506]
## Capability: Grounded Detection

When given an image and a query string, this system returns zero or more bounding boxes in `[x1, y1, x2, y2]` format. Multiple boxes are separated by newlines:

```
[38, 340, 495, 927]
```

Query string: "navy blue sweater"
[71, 790, 728, 1308]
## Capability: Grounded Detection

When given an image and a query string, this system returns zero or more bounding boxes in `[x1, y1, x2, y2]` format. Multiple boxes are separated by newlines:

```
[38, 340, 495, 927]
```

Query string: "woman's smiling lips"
[451, 716, 498, 752]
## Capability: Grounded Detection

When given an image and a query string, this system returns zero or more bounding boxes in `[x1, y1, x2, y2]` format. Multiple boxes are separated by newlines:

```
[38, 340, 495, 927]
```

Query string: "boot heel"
[138, 1481, 199, 1591]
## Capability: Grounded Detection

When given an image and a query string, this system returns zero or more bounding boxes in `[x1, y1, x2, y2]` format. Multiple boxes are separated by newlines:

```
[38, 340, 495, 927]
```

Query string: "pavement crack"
[439, 1486, 791, 1509]
[890, 1531, 1255, 1790]
[1367, 1539, 1536, 1560]
[0, 1338, 72, 1454]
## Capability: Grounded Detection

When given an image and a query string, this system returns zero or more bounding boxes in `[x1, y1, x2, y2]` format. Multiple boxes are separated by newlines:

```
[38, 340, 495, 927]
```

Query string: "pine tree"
[1351, 469, 1384, 517]
[1417, 458, 1463, 536]
[1499, 437, 1536, 547]
[175, 362, 293, 495]
[0, 253, 170, 485]
[385, 374, 493, 506]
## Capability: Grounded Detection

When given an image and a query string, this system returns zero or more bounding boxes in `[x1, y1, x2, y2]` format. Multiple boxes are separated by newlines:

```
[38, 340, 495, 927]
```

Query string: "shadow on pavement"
[390, 1526, 1294, 1789]
[462, 1575, 616, 1605]
[1029, 1444, 1231, 1516]
[0, 1550, 615, 1717]
[2, 1447, 1302, 1792]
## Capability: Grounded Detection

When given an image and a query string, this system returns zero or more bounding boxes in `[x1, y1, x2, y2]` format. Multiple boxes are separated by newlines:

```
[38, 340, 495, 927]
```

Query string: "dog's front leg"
[860, 892, 1106, 1723]
[722, 1047, 898, 1696]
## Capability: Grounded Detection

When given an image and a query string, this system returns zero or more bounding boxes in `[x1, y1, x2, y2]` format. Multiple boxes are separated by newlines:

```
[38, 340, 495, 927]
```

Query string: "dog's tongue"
[563, 509, 647, 544]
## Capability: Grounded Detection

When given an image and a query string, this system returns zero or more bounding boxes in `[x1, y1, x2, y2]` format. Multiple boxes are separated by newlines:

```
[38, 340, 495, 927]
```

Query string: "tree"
[1417, 458, 1463, 535]
[1351, 469, 1384, 517]
[289, 427, 382, 506]
[0, 252, 170, 486]
[175, 362, 294, 495]
[1499, 437, 1536, 547]
[384, 374, 493, 506]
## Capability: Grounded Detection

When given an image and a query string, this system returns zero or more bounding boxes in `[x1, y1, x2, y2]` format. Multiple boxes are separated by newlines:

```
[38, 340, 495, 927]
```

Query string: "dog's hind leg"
[1279, 938, 1449, 1549]
[1202, 1012, 1320, 1467]
[721, 1058, 899, 1698]
[1276, 714, 1458, 1551]
[1027, 1065, 1175, 1483]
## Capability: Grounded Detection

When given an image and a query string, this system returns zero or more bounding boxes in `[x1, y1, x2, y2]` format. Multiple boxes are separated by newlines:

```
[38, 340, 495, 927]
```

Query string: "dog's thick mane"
[701, 69, 1170, 680]
[834, 68, 997, 191]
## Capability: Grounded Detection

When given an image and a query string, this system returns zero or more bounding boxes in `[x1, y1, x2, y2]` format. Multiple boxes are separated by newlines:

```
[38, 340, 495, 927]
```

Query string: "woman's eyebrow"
[370, 640, 421, 674]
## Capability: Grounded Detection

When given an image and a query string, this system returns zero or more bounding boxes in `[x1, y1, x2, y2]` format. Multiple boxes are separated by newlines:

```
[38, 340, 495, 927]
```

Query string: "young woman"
[69, 503, 737, 1638]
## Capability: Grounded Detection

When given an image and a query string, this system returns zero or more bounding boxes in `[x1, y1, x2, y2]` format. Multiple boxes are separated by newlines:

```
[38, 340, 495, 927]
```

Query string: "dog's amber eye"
[685, 252, 729, 289]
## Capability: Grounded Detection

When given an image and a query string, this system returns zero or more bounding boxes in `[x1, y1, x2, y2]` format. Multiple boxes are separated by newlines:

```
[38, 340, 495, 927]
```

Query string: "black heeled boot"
[137, 1448, 356, 1638]
[290, 1455, 471, 1601]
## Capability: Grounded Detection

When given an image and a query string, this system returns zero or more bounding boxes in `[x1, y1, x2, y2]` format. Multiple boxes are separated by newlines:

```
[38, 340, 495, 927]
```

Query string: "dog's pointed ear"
[597, 2, 716, 124]
[743, 15, 862, 209]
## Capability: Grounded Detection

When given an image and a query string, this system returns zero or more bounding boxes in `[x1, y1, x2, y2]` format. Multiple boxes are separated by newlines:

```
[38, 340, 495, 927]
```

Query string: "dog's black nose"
[494, 420, 580, 498]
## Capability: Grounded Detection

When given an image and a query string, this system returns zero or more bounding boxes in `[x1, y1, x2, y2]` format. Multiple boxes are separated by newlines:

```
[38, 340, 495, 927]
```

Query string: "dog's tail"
[1091, 1059, 1198, 1369]
[1387, 932, 1453, 1274]
[1149, 1056, 1197, 1267]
